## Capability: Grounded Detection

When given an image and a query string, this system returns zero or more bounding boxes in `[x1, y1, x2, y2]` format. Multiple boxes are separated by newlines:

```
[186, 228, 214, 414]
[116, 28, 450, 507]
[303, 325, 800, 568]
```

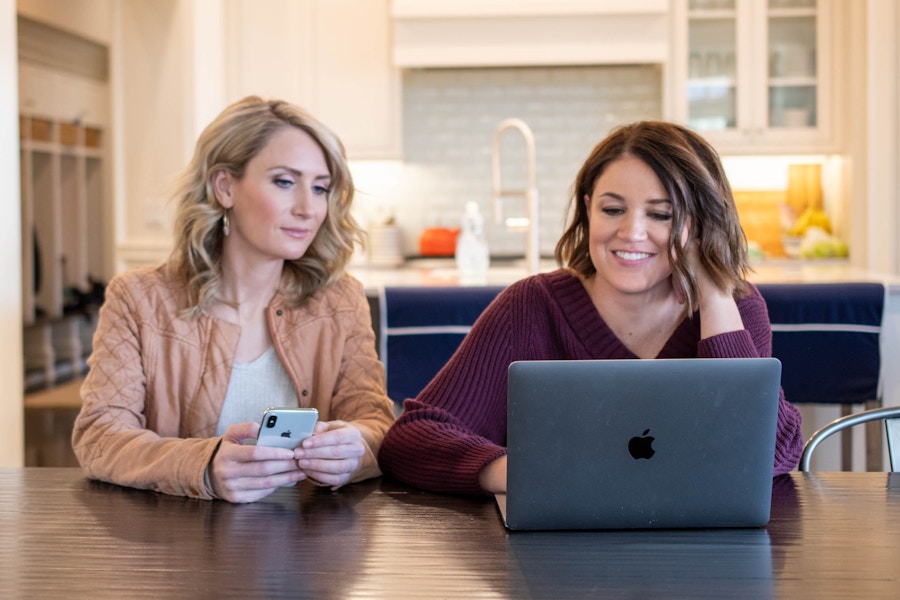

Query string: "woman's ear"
[583, 194, 591, 221]
[211, 170, 234, 209]
[681, 219, 692, 249]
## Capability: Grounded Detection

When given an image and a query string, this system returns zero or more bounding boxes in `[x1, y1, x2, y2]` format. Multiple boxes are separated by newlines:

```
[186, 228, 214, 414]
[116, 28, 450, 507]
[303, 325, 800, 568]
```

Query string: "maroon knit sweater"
[378, 270, 804, 495]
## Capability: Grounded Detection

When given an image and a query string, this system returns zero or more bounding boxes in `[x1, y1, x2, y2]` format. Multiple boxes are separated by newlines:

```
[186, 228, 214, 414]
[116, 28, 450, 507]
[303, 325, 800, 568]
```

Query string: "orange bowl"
[419, 228, 460, 257]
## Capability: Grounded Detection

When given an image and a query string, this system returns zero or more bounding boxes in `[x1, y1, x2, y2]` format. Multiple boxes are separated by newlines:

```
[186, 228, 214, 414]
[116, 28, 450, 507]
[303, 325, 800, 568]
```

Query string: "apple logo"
[628, 429, 655, 460]
[281, 429, 292, 439]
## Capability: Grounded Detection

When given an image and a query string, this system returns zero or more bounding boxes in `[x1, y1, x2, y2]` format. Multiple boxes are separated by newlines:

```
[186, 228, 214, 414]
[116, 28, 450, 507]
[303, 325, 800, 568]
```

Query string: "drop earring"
[222, 212, 231, 237]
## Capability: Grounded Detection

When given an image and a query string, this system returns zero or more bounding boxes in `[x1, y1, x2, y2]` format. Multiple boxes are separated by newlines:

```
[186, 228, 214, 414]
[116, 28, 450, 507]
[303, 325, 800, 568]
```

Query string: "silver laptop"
[497, 358, 782, 531]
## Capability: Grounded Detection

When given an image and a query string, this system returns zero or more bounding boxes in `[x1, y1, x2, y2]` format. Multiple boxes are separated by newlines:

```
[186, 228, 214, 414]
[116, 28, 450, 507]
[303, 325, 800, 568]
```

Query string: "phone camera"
[266, 414, 278, 428]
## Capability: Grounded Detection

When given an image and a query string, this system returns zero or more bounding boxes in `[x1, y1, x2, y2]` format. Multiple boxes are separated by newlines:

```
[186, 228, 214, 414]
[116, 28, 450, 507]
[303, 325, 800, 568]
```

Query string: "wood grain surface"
[1, 469, 898, 598]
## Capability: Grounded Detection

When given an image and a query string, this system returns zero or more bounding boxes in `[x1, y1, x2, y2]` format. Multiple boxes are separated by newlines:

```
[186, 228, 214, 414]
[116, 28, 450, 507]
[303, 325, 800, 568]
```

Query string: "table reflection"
[507, 529, 772, 599]
[76, 479, 370, 597]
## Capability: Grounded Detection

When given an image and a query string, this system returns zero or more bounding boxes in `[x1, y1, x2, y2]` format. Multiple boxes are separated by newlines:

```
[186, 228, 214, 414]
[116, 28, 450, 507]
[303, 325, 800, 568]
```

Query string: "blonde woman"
[73, 97, 394, 502]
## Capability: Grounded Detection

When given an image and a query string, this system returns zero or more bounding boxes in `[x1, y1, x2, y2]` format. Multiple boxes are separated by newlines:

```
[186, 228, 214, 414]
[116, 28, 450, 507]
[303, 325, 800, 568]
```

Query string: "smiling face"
[213, 126, 330, 266]
[585, 155, 686, 299]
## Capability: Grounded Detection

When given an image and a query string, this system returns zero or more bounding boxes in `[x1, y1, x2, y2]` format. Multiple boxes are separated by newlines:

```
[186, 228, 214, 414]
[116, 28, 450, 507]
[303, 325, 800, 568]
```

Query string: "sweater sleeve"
[697, 284, 803, 475]
[326, 282, 396, 484]
[378, 285, 527, 495]
[71, 273, 220, 499]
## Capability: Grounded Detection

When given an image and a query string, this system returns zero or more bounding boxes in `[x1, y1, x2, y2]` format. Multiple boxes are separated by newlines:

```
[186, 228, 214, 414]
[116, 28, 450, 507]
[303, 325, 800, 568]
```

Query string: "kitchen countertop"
[348, 257, 539, 290]
[348, 257, 900, 291]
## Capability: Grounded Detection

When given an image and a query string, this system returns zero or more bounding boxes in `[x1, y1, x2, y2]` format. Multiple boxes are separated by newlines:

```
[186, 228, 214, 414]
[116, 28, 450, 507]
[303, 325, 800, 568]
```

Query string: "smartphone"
[254, 407, 319, 449]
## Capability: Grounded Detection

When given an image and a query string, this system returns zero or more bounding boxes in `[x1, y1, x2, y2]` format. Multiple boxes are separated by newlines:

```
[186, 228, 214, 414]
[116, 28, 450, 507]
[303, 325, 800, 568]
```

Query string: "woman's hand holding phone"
[208, 421, 308, 503]
[293, 420, 366, 489]
[209, 411, 364, 500]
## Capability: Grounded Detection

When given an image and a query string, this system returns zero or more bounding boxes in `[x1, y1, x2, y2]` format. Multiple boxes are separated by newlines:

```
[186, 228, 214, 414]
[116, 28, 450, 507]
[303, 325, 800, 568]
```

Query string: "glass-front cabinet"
[767, 0, 819, 131]
[674, 0, 839, 154]
[685, 1, 738, 131]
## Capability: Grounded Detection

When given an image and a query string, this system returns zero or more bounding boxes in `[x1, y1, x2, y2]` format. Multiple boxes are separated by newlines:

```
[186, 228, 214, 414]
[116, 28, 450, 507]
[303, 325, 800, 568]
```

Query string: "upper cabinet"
[391, 0, 670, 67]
[672, 0, 843, 154]
[225, 0, 401, 160]
[314, 0, 401, 159]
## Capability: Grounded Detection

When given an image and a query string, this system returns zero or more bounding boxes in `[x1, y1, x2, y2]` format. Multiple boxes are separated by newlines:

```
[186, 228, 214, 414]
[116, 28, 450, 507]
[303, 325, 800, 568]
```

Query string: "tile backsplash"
[351, 64, 663, 260]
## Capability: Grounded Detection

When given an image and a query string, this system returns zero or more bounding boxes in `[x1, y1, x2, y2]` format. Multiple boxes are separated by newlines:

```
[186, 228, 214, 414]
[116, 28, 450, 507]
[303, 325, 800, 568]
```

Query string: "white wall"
[1, 0, 24, 466]
[115, 0, 188, 260]
[847, 1, 900, 276]
[114, 0, 226, 270]
[865, 0, 900, 276]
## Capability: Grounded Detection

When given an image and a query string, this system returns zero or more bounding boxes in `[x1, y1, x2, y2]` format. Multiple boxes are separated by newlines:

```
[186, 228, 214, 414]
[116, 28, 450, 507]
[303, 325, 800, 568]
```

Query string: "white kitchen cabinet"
[224, 0, 315, 107]
[313, 0, 401, 159]
[225, 0, 400, 159]
[391, 0, 670, 67]
[672, 0, 842, 154]
[391, 0, 669, 18]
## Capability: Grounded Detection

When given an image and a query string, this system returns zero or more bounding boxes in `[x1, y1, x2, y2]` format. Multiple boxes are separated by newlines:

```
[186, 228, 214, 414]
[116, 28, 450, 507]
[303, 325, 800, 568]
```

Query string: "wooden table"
[1, 469, 898, 598]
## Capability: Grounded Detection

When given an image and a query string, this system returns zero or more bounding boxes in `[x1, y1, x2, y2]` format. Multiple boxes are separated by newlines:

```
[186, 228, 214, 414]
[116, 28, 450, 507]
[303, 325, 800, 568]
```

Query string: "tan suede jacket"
[72, 264, 395, 499]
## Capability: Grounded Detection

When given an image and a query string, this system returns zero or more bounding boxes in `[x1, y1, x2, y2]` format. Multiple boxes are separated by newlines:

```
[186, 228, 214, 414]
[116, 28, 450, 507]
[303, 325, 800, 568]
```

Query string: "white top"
[215, 346, 297, 436]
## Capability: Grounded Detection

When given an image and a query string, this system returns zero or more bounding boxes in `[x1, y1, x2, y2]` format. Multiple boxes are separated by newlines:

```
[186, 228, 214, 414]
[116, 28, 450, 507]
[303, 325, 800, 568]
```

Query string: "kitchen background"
[363, 64, 663, 259]
[1, 0, 899, 467]
[10, 0, 887, 276]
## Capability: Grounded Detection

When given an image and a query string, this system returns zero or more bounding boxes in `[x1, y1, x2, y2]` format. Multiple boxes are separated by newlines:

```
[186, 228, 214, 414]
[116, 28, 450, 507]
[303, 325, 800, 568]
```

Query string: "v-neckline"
[551, 270, 700, 359]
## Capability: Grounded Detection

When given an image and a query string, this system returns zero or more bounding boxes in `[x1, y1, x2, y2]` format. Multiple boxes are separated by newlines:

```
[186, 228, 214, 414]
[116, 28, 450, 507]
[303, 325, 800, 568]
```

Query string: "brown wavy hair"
[554, 120, 750, 313]
[169, 96, 363, 315]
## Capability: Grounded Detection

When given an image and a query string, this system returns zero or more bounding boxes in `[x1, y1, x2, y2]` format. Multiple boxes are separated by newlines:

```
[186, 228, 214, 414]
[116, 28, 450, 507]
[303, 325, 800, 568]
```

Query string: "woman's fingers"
[293, 421, 365, 487]
[210, 421, 307, 502]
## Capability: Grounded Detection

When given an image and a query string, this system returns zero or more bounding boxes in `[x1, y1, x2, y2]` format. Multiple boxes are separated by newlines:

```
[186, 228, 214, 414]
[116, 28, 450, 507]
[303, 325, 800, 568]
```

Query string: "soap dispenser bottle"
[455, 201, 490, 284]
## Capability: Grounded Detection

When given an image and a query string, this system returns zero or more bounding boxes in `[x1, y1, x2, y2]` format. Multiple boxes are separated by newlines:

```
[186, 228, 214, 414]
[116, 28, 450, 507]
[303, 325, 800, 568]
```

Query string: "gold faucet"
[491, 118, 539, 275]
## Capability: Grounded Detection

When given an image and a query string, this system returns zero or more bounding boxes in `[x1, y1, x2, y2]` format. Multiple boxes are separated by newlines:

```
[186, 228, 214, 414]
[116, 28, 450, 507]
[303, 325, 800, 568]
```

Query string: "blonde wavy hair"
[169, 96, 363, 315]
